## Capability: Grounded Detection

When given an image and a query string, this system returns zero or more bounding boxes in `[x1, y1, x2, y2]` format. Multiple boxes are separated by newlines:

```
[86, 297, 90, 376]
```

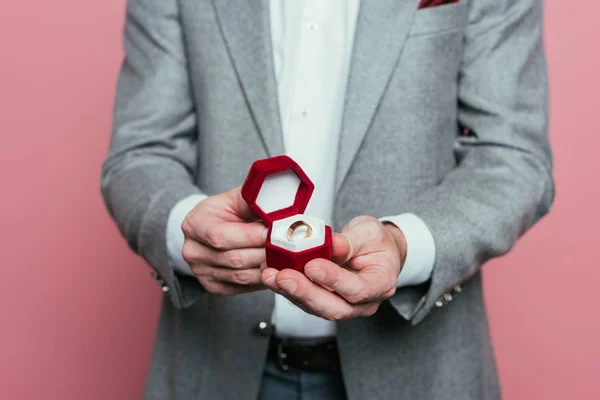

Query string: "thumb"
[332, 233, 355, 265]
[230, 187, 260, 221]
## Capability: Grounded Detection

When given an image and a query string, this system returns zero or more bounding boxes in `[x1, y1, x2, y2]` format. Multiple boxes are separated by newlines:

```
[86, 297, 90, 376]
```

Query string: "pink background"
[1, 1, 598, 399]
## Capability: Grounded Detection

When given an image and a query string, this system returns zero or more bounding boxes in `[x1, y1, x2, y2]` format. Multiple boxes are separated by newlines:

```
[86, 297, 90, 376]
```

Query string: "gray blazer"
[101, 0, 553, 399]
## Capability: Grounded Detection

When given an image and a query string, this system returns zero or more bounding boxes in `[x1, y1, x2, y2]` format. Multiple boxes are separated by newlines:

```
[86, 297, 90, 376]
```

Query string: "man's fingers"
[331, 233, 353, 264]
[201, 278, 265, 296]
[261, 266, 279, 290]
[196, 221, 268, 250]
[230, 187, 259, 221]
[273, 269, 375, 321]
[183, 240, 265, 269]
[276, 269, 355, 321]
[304, 258, 391, 304]
[305, 258, 366, 299]
[212, 248, 266, 269]
[193, 264, 262, 286]
[336, 215, 387, 258]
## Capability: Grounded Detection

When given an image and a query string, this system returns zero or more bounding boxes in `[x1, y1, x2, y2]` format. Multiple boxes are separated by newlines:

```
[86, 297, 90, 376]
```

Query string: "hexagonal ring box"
[240, 155, 333, 273]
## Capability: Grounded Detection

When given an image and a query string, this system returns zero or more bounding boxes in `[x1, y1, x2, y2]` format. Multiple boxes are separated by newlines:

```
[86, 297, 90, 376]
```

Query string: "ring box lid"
[241, 155, 314, 227]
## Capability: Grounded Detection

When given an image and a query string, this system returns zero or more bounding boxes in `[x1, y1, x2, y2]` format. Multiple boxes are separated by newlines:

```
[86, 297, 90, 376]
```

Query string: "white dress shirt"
[166, 0, 436, 338]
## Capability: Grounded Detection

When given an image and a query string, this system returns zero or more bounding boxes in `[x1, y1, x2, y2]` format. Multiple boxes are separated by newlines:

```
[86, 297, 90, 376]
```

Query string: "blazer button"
[161, 285, 170, 293]
[254, 321, 274, 336]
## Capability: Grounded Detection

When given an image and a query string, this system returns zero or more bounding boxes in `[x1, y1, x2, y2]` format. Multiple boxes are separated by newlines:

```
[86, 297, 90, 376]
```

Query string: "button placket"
[302, 0, 331, 20]
[289, 0, 328, 121]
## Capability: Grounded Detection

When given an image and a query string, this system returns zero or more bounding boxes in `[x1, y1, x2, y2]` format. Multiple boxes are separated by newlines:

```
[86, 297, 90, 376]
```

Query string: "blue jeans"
[257, 361, 347, 400]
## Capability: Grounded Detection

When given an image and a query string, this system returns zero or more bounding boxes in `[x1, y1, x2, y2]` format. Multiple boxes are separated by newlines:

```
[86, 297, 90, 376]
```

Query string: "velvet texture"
[266, 225, 333, 273]
[241, 155, 314, 225]
[241, 155, 333, 272]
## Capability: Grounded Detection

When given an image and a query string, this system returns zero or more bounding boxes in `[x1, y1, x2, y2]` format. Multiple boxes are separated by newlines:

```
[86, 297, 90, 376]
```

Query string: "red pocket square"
[419, 0, 460, 9]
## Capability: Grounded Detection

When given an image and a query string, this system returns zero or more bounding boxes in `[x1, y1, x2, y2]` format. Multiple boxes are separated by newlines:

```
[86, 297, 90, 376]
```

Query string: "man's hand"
[181, 187, 268, 295]
[261, 216, 407, 320]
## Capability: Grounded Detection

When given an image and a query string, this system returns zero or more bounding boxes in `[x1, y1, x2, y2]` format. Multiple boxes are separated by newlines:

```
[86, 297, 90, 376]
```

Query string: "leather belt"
[267, 336, 340, 373]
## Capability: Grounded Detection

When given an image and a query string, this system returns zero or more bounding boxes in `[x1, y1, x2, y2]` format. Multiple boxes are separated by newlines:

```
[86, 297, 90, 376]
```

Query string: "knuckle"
[231, 270, 251, 285]
[345, 215, 371, 230]
[190, 264, 205, 277]
[385, 275, 398, 293]
[328, 308, 352, 322]
[217, 285, 236, 296]
[202, 280, 236, 296]
[385, 287, 397, 299]
[201, 279, 220, 294]
[374, 226, 388, 242]
[346, 279, 369, 304]
[363, 304, 380, 317]
[181, 219, 194, 237]
[349, 290, 369, 304]
[181, 241, 197, 263]
[224, 250, 244, 269]
[352, 215, 373, 225]
[206, 229, 226, 249]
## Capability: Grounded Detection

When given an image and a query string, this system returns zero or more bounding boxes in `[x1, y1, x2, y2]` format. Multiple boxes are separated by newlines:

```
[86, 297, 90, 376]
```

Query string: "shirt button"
[435, 300, 444, 308]
[301, 109, 309, 118]
[308, 22, 319, 31]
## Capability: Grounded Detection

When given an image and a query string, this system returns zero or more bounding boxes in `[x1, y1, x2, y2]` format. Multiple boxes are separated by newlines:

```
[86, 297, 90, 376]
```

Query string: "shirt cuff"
[379, 213, 436, 288]
[166, 194, 209, 277]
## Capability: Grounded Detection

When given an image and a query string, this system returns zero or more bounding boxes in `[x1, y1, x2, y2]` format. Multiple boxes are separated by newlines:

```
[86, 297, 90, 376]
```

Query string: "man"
[101, 0, 553, 399]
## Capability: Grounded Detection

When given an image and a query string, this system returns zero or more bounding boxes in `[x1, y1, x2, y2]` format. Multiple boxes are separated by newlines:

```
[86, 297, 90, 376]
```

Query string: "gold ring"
[287, 221, 313, 242]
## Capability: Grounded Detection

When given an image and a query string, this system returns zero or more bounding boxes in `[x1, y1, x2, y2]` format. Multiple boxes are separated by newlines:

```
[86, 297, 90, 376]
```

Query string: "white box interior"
[255, 170, 301, 214]
[271, 214, 325, 252]
[254, 168, 324, 252]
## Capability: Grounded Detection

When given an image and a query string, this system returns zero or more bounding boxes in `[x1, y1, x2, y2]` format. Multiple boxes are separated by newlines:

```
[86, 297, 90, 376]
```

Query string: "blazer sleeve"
[389, 0, 554, 324]
[100, 0, 204, 309]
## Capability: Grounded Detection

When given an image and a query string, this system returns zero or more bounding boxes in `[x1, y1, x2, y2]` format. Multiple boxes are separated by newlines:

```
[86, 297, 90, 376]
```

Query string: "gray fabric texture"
[100, 0, 554, 399]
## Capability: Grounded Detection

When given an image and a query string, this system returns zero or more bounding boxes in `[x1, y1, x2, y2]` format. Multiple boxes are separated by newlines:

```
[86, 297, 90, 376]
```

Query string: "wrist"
[383, 222, 408, 267]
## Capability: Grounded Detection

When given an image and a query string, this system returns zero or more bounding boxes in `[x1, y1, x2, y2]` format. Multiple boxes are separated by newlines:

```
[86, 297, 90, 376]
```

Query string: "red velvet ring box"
[241, 155, 333, 273]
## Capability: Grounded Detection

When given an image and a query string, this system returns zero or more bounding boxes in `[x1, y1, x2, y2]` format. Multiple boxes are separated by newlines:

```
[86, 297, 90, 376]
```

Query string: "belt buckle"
[276, 341, 291, 371]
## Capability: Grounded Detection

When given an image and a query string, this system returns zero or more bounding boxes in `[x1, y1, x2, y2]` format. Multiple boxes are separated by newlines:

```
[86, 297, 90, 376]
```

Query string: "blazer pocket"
[409, 2, 469, 37]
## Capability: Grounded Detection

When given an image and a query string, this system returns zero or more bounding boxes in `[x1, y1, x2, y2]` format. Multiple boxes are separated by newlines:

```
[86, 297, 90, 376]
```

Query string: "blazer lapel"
[211, 0, 284, 157]
[336, 0, 421, 193]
